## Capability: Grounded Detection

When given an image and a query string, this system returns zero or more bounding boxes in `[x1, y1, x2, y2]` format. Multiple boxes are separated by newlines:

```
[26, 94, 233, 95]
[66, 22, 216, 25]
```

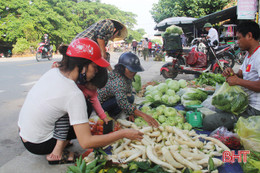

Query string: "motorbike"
[160, 38, 234, 79]
[228, 43, 247, 65]
[36, 43, 53, 62]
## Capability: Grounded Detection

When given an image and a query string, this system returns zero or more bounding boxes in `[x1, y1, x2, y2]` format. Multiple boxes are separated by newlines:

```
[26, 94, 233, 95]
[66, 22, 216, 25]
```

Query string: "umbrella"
[155, 17, 197, 31]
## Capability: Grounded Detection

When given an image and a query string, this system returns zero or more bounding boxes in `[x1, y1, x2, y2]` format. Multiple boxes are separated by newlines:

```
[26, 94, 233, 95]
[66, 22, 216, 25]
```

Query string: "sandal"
[48, 150, 79, 165]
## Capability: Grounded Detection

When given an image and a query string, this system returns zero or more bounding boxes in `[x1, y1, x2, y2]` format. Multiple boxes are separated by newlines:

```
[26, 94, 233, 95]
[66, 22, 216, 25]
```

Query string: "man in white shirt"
[223, 21, 260, 117]
[203, 23, 219, 49]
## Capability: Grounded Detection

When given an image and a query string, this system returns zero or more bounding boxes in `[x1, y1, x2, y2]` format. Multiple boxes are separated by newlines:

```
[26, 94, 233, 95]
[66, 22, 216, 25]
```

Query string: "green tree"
[151, 0, 229, 23]
[0, 0, 139, 54]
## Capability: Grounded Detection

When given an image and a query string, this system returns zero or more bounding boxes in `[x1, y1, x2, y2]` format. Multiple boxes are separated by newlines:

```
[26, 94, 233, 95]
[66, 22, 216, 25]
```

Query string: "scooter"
[36, 43, 53, 62]
[160, 38, 232, 79]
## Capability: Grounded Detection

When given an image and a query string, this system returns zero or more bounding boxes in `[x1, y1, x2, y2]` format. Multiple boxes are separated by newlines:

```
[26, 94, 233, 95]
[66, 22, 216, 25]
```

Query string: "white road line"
[20, 81, 37, 86]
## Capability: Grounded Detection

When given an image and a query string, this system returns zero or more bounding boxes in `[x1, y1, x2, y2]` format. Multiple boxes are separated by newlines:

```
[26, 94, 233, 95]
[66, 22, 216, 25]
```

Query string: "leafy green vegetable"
[212, 82, 248, 115]
[165, 25, 183, 35]
[178, 79, 187, 88]
[132, 75, 142, 93]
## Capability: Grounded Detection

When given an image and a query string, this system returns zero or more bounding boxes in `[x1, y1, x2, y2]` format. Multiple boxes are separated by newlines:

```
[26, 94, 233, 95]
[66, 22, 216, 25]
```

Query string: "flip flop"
[48, 150, 79, 165]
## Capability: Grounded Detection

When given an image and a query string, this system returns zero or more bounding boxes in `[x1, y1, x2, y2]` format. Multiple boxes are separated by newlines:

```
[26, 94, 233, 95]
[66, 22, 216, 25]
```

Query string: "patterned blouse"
[97, 71, 136, 115]
[73, 19, 114, 46]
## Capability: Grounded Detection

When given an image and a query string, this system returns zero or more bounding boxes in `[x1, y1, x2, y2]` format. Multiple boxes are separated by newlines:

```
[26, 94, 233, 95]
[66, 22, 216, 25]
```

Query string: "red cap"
[66, 38, 109, 67]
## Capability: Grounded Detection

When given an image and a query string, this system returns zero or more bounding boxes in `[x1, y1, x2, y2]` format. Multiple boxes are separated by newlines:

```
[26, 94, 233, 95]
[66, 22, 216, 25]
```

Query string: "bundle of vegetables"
[212, 82, 248, 115]
[138, 104, 192, 130]
[132, 74, 142, 93]
[194, 72, 225, 86]
[84, 119, 228, 172]
[181, 88, 208, 107]
[163, 25, 184, 36]
[240, 150, 260, 173]
[144, 79, 187, 106]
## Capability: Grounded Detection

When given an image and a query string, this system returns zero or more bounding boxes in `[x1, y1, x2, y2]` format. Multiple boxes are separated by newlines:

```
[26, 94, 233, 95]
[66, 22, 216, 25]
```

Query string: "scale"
[186, 105, 203, 128]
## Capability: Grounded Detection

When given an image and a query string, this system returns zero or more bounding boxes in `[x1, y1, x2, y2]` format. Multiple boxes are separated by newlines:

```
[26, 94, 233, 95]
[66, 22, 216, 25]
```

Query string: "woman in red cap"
[18, 38, 143, 165]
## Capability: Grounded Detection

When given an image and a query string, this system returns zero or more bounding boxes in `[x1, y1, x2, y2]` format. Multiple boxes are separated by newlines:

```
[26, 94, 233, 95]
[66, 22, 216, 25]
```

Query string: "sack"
[194, 52, 207, 67]
[211, 82, 248, 115]
[210, 126, 241, 149]
[235, 116, 260, 152]
[186, 48, 207, 67]
[186, 47, 198, 65]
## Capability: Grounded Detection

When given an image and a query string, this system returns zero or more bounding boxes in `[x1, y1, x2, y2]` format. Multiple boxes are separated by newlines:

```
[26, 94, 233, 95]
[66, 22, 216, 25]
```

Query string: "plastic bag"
[240, 150, 260, 173]
[235, 116, 260, 152]
[210, 126, 241, 149]
[211, 82, 248, 115]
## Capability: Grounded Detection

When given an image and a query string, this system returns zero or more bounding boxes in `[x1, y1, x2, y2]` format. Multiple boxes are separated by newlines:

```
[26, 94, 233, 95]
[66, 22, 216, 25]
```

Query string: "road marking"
[20, 81, 37, 86]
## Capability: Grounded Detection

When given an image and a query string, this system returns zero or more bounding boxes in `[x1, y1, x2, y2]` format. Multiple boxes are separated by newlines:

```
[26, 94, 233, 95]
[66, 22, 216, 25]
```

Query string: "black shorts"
[21, 126, 76, 155]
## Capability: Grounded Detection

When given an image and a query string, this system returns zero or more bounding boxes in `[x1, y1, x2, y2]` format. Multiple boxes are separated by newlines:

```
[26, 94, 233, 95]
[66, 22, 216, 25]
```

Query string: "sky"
[101, 0, 159, 37]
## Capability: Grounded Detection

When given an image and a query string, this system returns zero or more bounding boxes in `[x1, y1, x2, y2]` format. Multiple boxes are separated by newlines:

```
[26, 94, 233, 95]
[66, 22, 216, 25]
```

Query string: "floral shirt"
[97, 71, 136, 115]
[73, 19, 114, 46]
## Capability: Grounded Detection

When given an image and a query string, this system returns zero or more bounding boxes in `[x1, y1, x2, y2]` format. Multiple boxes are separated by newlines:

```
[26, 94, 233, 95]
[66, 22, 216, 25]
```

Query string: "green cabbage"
[178, 79, 187, 88]
[166, 89, 175, 96]
[158, 115, 166, 123]
[165, 25, 183, 35]
[168, 80, 180, 91]
[157, 83, 168, 94]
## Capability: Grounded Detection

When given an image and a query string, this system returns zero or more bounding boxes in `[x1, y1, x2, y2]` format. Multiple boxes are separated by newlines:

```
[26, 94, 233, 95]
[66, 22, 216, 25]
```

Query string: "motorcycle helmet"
[118, 52, 144, 72]
[66, 38, 109, 67]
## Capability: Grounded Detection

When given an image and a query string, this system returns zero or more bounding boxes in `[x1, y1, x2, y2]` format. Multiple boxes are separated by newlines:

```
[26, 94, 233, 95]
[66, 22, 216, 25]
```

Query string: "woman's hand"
[128, 115, 135, 122]
[142, 114, 159, 127]
[102, 117, 110, 124]
[121, 129, 143, 141]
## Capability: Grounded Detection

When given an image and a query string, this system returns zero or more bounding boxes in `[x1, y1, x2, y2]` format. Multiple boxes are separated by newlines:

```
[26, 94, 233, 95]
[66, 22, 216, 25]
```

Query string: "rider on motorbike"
[42, 34, 50, 54]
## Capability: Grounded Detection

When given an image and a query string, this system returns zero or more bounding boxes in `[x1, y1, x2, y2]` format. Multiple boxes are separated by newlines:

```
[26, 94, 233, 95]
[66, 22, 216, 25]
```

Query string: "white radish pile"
[85, 119, 229, 172]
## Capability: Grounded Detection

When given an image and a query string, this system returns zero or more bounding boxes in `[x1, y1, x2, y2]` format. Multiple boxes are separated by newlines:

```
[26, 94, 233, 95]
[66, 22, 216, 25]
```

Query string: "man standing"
[73, 19, 128, 71]
[223, 21, 260, 118]
[142, 38, 149, 61]
[203, 23, 219, 49]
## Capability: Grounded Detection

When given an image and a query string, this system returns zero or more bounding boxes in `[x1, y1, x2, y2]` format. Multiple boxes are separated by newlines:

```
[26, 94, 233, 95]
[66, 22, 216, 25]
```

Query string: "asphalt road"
[0, 55, 63, 166]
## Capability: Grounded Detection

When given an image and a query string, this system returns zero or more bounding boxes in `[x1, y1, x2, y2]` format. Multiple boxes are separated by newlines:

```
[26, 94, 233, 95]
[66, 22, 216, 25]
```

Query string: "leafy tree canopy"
[0, 0, 144, 53]
[151, 0, 229, 23]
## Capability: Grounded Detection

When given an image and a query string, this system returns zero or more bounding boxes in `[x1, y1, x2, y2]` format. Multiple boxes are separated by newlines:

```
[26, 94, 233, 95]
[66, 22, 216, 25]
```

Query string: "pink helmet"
[66, 38, 109, 67]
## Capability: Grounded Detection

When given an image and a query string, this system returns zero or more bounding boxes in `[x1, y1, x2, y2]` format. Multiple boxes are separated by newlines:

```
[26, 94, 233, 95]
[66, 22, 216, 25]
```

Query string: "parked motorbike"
[36, 43, 53, 62]
[228, 43, 247, 65]
[160, 38, 233, 79]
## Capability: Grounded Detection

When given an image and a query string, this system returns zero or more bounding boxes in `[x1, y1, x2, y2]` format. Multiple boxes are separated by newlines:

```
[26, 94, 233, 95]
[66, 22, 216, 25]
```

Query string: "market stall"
[67, 74, 259, 173]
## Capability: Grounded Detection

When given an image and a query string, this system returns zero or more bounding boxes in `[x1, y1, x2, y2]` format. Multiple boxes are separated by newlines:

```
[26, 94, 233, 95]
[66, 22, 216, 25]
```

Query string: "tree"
[151, 0, 229, 23]
[0, 0, 139, 54]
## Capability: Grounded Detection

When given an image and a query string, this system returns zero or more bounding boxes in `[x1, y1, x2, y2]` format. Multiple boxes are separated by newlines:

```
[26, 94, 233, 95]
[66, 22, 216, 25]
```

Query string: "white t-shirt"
[18, 68, 88, 143]
[240, 46, 260, 111]
[208, 28, 219, 49]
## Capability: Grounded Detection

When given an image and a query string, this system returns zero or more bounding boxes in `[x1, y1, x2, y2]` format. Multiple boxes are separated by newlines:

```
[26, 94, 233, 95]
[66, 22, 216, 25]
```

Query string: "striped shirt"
[73, 19, 114, 46]
[240, 46, 260, 111]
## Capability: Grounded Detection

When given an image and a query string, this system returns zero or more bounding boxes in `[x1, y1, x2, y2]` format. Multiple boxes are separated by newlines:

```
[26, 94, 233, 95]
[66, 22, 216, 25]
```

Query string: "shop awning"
[193, 6, 237, 28]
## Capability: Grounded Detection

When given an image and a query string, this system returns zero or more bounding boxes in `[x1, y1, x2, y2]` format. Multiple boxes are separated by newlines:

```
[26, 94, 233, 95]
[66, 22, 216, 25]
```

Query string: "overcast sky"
[101, 0, 159, 37]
